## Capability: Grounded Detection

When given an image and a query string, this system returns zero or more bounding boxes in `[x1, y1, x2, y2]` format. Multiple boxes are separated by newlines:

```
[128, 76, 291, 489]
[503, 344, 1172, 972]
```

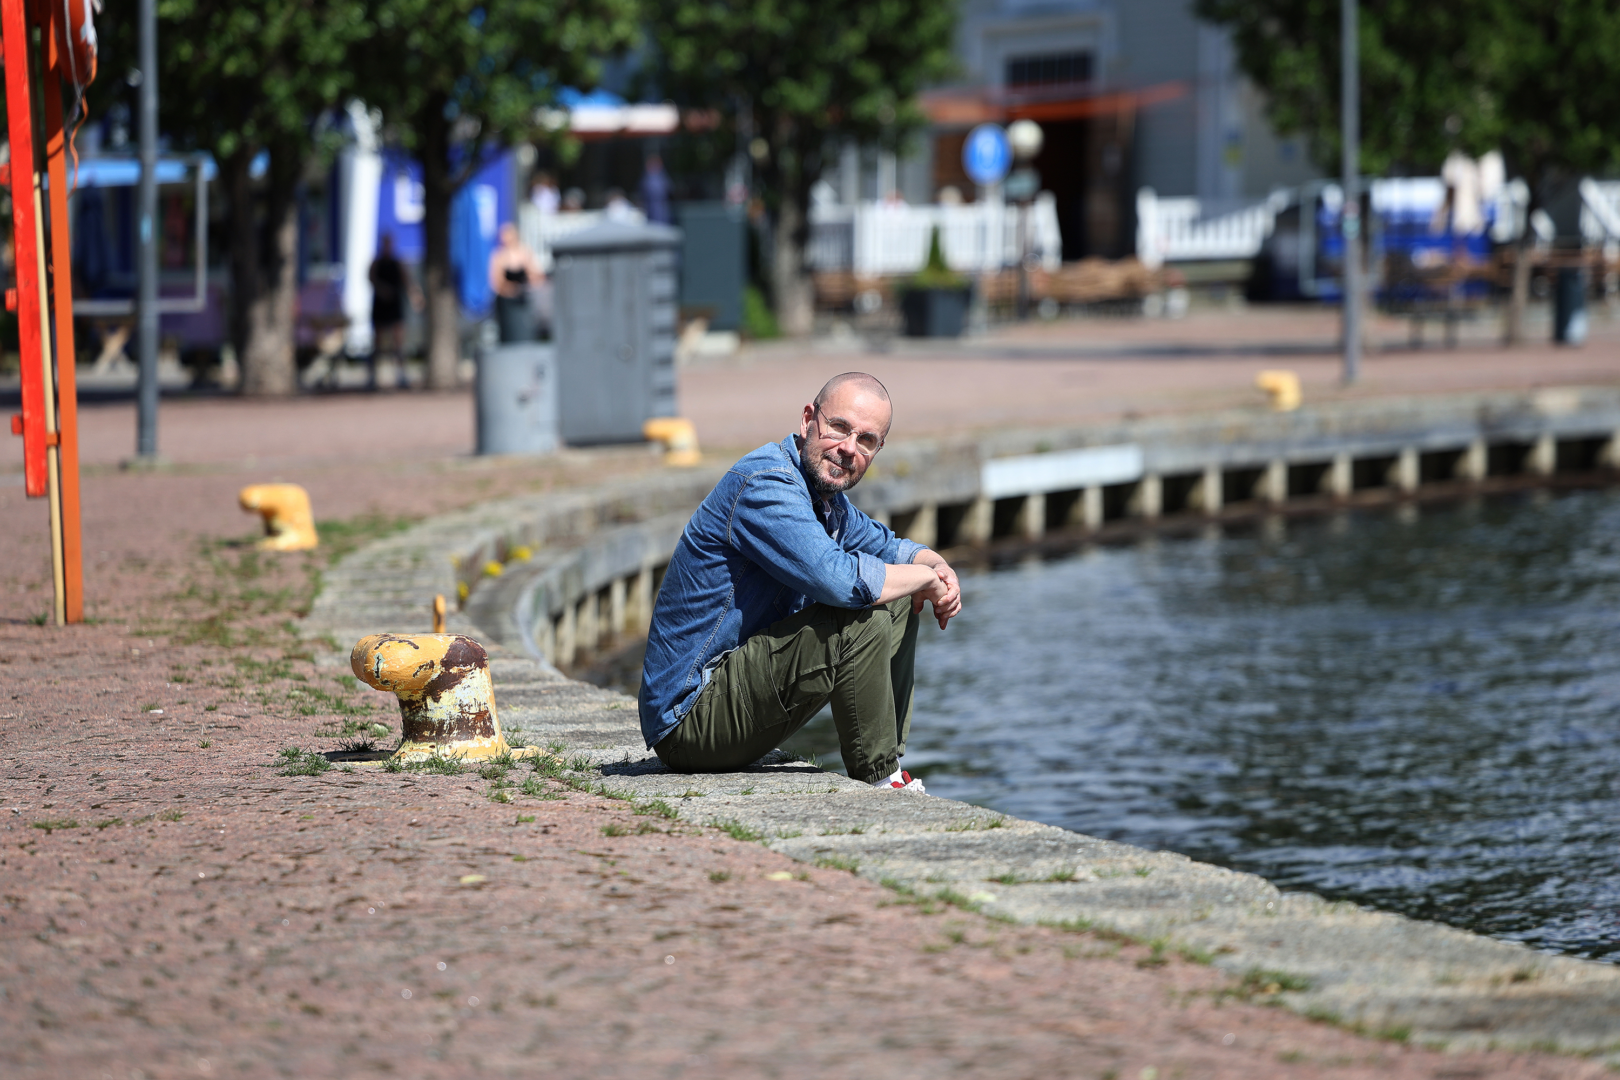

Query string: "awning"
[536, 88, 681, 139]
[921, 80, 1188, 127]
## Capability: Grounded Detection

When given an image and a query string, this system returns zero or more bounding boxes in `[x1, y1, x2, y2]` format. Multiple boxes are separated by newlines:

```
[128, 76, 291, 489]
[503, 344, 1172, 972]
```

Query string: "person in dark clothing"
[640, 154, 673, 225]
[367, 234, 420, 389]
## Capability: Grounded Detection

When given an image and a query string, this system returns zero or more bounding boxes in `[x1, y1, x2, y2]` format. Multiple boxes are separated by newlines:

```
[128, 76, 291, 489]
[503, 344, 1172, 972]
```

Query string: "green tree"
[94, 0, 369, 395]
[356, 0, 639, 388]
[1197, 0, 1620, 341]
[648, 0, 957, 336]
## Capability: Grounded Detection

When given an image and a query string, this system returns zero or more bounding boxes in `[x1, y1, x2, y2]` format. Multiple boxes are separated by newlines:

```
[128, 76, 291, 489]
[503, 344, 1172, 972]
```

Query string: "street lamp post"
[1006, 119, 1043, 321]
[135, 0, 159, 457]
[1341, 0, 1361, 385]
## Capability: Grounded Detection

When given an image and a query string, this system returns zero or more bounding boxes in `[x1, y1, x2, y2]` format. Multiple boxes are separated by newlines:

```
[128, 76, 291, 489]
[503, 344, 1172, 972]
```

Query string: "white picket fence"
[1134, 188, 1286, 268]
[807, 196, 1063, 275]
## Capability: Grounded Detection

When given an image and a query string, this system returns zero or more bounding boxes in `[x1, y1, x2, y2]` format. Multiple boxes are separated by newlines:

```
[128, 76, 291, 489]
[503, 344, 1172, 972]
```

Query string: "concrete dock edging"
[305, 388, 1620, 1057]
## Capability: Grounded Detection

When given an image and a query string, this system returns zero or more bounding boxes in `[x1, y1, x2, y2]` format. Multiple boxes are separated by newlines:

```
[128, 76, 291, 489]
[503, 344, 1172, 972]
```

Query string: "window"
[1005, 51, 1093, 90]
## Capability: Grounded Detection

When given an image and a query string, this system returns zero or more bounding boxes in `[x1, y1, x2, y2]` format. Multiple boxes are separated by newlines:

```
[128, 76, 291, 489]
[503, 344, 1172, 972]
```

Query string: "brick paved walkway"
[3, 309, 1618, 1077]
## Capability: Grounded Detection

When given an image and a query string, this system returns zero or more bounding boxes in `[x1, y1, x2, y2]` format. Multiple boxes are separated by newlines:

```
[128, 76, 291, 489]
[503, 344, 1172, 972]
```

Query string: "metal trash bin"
[1554, 266, 1588, 346]
[551, 221, 681, 444]
[475, 342, 558, 455]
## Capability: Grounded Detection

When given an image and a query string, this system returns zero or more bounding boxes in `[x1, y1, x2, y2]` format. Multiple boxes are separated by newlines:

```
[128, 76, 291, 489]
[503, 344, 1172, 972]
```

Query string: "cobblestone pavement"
[3, 314, 1618, 1077]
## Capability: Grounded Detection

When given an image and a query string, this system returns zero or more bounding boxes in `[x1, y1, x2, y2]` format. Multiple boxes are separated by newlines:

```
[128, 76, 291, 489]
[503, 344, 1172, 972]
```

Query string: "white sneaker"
[871, 769, 926, 794]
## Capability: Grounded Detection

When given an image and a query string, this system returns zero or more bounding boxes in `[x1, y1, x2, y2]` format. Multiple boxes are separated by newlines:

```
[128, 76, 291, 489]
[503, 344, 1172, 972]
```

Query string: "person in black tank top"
[488, 222, 544, 343]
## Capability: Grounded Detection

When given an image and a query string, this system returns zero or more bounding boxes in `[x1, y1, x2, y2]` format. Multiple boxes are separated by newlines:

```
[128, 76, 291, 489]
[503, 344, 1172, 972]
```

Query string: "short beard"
[805, 445, 858, 498]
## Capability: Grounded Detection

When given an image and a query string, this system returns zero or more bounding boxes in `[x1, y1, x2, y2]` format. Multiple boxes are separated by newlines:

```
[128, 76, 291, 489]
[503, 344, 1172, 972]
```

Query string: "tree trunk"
[241, 170, 302, 399]
[419, 100, 461, 390]
[771, 192, 814, 337]
[1504, 238, 1532, 345]
[223, 151, 258, 370]
[227, 146, 299, 397]
[240, 193, 300, 396]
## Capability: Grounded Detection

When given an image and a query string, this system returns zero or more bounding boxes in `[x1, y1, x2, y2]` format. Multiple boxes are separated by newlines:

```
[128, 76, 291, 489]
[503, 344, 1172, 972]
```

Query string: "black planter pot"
[900, 286, 969, 338]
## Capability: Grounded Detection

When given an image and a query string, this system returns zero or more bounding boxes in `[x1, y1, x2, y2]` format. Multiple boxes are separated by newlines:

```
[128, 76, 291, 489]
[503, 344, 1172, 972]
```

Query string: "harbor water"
[786, 488, 1620, 960]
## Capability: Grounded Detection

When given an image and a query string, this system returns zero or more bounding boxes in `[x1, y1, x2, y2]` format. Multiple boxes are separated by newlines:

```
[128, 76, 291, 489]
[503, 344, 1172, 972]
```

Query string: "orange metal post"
[42, 0, 84, 623]
[2, 0, 48, 500]
[3, 0, 86, 625]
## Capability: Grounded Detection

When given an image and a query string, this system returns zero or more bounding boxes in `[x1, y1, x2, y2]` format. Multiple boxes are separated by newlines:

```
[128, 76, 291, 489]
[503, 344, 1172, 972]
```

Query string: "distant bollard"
[238, 483, 319, 551]
[643, 417, 702, 466]
[432, 594, 447, 634]
[1255, 370, 1301, 412]
[350, 633, 538, 763]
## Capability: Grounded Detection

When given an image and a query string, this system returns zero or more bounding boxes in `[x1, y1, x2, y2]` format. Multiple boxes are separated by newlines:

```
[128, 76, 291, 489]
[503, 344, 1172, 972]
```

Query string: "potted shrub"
[899, 226, 970, 338]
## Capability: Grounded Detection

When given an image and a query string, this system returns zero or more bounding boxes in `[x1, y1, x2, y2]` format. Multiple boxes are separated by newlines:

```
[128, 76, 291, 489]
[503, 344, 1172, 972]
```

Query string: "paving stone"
[305, 458, 1620, 1055]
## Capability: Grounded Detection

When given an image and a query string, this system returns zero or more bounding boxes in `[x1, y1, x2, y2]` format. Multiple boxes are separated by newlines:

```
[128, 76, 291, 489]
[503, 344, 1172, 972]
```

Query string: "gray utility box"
[476, 343, 558, 455]
[676, 201, 746, 331]
[552, 221, 681, 445]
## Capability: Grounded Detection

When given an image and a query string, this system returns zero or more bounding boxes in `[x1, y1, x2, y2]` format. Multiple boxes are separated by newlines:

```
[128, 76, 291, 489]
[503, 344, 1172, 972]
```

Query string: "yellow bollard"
[239, 483, 319, 551]
[351, 633, 539, 763]
[1256, 370, 1302, 412]
[432, 594, 446, 634]
[643, 417, 702, 467]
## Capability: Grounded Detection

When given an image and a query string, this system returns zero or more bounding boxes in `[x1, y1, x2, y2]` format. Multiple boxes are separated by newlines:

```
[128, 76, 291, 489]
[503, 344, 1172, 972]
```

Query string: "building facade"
[893, 0, 1321, 261]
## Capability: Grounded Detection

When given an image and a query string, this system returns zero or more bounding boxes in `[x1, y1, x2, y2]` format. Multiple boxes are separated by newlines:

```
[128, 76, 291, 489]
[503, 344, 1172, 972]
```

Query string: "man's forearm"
[875, 562, 940, 605]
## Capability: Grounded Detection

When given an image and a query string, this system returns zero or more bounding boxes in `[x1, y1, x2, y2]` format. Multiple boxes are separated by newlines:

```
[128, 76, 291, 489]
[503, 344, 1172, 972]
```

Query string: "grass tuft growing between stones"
[814, 854, 859, 873]
[381, 752, 468, 776]
[712, 820, 765, 843]
[32, 819, 79, 833]
[276, 747, 332, 776]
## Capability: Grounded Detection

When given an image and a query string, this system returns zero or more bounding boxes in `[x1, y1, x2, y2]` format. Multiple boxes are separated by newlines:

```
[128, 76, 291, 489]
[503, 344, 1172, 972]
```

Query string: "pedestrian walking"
[367, 234, 420, 390]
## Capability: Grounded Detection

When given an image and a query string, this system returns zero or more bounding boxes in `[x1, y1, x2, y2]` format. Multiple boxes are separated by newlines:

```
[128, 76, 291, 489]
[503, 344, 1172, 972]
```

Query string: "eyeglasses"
[814, 404, 884, 456]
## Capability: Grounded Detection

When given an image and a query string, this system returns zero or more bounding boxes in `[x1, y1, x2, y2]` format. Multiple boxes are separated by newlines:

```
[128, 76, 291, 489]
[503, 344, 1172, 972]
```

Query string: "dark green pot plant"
[899, 226, 970, 338]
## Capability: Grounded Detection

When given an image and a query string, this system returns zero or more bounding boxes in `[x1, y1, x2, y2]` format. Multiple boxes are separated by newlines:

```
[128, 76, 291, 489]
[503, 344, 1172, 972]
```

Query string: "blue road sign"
[963, 124, 1012, 187]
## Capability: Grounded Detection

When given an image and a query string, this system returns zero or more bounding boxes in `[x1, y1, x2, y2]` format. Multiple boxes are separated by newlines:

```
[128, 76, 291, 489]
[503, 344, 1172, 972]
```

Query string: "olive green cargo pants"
[652, 598, 920, 784]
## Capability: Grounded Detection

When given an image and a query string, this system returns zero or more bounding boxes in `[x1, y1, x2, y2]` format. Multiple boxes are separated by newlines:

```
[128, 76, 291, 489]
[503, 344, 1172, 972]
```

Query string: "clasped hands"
[911, 558, 962, 630]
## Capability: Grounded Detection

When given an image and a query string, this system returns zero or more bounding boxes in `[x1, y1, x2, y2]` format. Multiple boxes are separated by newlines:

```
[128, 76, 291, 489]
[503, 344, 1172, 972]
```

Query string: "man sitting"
[638, 372, 961, 790]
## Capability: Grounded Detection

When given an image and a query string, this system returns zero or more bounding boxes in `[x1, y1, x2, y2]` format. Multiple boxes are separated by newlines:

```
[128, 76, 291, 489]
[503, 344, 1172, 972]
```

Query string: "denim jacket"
[637, 434, 924, 747]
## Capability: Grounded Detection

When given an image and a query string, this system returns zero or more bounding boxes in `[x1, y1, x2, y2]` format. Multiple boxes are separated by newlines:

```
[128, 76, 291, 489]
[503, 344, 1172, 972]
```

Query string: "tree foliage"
[92, 0, 371, 394]
[1196, 0, 1620, 182]
[647, 0, 957, 333]
[357, 0, 639, 386]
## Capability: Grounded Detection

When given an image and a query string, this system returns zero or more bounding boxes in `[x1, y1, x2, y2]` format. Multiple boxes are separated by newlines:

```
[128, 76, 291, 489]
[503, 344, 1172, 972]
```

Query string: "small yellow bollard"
[239, 483, 319, 551]
[643, 417, 702, 467]
[1256, 370, 1302, 412]
[351, 633, 539, 763]
[432, 594, 446, 634]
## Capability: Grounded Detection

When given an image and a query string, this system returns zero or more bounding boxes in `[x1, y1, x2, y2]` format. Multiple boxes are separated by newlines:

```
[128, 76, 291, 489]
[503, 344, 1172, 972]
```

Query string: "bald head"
[815, 372, 890, 413]
[798, 371, 892, 497]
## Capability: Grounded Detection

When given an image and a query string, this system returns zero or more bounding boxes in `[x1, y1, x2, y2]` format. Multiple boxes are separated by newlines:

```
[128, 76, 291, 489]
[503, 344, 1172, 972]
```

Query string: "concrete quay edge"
[304, 389, 1620, 1057]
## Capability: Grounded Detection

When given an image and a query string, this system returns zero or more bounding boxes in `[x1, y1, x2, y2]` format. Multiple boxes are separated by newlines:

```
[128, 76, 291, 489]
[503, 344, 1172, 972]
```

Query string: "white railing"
[1135, 188, 1282, 268]
[808, 196, 1063, 275]
[1580, 179, 1620, 246]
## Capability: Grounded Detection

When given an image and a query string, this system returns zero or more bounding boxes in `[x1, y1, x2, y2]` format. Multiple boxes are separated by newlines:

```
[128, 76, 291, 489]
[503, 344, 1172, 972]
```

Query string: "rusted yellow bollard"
[239, 483, 319, 551]
[1255, 370, 1302, 412]
[351, 633, 538, 763]
[643, 417, 702, 466]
